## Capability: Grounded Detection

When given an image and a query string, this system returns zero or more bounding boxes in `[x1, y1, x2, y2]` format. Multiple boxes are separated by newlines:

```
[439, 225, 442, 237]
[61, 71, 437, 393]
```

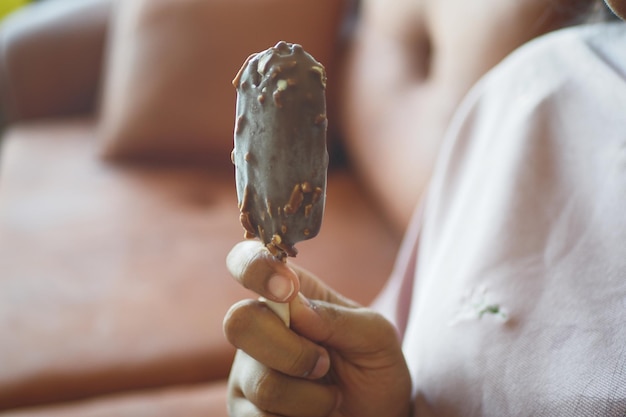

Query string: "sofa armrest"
[0, 0, 112, 125]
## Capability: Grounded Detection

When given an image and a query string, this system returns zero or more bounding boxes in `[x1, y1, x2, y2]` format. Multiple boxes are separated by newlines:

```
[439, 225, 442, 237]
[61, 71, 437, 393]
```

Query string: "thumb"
[293, 265, 360, 309]
[289, 293, 402, 357]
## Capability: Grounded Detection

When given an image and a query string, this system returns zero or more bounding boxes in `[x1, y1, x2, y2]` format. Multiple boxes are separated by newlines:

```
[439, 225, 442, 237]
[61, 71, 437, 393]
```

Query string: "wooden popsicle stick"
[259, 297, 290, 326]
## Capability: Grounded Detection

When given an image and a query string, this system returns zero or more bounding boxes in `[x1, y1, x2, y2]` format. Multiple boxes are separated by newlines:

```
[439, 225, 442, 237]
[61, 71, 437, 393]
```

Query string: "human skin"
[223, 241, 412, 417]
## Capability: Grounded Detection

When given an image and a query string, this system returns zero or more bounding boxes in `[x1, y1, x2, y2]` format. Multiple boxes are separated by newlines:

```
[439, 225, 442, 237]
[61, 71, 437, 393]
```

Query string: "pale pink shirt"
[374, 22, 626, 416]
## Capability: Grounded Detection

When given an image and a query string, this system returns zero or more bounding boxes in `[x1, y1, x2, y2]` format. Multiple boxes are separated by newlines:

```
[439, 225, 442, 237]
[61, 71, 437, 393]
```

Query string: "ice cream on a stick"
[231, 41, 329, 326]
[232, 41, 329, 262]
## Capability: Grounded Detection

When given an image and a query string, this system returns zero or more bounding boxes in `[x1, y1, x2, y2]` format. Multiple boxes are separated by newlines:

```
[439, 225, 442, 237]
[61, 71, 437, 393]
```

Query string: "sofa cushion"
[0, 382, 229, 417]
[0, 118, 398, 410]
[0, 0, 111, 123]
[98, 0, 345, 162]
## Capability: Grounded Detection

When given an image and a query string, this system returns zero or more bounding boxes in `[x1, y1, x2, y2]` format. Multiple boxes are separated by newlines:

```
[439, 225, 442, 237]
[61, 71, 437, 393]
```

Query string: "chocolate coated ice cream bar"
[232, 41, 329, 261]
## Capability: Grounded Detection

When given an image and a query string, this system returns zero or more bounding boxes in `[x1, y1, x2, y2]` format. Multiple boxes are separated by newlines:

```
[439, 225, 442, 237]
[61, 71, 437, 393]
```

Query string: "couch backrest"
[0, 0, 112, 124]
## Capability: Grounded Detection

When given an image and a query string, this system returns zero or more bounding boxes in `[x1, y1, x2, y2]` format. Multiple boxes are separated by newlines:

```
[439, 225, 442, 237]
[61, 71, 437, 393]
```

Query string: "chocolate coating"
[232, 41, 329, 260]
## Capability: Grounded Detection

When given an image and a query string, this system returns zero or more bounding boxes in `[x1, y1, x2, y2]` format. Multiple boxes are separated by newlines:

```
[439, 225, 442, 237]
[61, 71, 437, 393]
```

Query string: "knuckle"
[250, 370, 284, 411]
[223, 299, 258, 346]
[364, 309, 400, 345]
[284, 342, 315, 377]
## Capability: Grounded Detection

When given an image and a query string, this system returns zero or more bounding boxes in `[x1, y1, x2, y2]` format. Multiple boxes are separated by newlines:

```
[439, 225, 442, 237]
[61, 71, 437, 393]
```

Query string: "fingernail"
[310, 353, 330, 379]
[267, 274, 294, 302]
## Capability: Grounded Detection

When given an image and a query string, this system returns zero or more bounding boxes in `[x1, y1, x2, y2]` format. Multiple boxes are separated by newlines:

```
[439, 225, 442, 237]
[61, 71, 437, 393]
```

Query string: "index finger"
[226, 240, 300, 302]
